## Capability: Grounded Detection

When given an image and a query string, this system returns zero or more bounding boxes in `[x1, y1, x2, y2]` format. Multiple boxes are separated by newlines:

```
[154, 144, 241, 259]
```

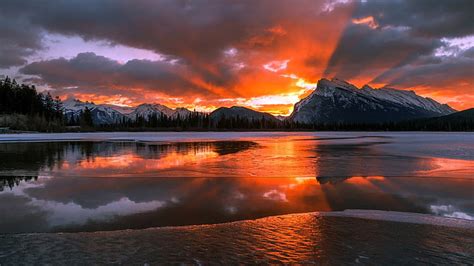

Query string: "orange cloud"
[352, 16, 378, 29]
[19, 0, 473, 114]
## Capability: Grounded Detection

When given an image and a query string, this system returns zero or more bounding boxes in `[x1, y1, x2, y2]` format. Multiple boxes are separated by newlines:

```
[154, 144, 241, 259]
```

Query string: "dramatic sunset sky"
[1, 0, 473, 115]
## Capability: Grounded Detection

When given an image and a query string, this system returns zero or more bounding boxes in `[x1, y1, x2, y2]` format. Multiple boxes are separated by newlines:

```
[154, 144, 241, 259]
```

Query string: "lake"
[0, 132, 473, 263]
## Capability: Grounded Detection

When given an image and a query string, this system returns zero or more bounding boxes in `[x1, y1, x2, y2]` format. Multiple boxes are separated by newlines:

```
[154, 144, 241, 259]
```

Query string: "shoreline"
[4, 210, 473, 236]
[0, 130, 472, 143]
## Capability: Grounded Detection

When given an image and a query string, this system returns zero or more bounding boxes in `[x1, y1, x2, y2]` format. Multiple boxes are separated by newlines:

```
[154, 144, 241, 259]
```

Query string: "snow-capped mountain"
[63, 99, 126, 125]
[172, 107, 193, 119]
[126, 104, 192, 120]
[63, 99, 193, 125]
[126, 103, 174, 120]
[289, 78, 456, 124]
[102, 104, 135, 115]
[210, 106, 279, 122]
[63, 79, 455, 126]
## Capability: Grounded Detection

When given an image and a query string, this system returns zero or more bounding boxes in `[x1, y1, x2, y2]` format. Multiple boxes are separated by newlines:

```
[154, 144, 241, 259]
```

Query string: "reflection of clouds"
[30, 197, 165, 226]
[0, 140, 259, 178]
[263, 189, 288, 202]
[2, 173, 474, 233]
[294, 177, 314, 184]
[430, 205, 474, 220]
[49, 141, 260, 177]
[4, 176, 166, 228]
[233, 191, 245, 200]
[225, 206, 237, 214]
[170, 197, 180, 203]
[416, 158, 474, 178]
[68, 149, 219, 176]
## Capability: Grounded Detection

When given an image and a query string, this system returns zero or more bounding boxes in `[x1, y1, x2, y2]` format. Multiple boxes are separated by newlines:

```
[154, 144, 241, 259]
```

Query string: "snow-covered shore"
[321, 209, 474, 229]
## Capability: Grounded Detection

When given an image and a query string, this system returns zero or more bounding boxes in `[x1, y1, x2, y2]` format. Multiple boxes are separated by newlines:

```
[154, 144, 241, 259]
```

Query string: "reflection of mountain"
[0, 140, 259, 184]
[205, 141, 259, 156]
[316, 176, 351, 184]
[0, 142, 67, 173]
[140, 141, 258, 157]
[0, 176, 38, 191]
[313, 139, 433, 179]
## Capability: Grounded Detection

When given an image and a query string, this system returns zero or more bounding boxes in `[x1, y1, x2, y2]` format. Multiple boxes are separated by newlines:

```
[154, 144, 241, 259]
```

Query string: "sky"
[1, 0, 473, 115]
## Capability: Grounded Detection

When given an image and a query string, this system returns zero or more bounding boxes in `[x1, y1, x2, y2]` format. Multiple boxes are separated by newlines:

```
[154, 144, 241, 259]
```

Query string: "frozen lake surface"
[0, 132, 473, 263]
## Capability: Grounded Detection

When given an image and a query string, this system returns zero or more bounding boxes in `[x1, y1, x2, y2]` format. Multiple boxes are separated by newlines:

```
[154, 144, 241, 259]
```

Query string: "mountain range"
[63, 99, 193, 125]
[63, 78, 457, 125]
[63, 99, 279, 125]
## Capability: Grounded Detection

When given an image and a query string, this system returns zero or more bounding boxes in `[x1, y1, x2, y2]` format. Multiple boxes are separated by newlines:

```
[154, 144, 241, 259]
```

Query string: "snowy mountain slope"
[103, 104, 135, 115]
[290, 78, 456, 124]
[126, 104, 193, 120]
[63, 99, 127, 125]
[171, 108, 192, 119]
[359, 85, 455, 114]
[126, 104, 174, 120]
[63, 99, 193, 124]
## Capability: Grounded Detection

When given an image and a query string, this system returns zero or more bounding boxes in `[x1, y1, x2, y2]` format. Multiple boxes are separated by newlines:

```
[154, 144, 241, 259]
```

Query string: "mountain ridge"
[289, 78, 455, 124]
[210, 106, 279, 123]
[62, 78, 456, 125]
[63, 99, 195, 125]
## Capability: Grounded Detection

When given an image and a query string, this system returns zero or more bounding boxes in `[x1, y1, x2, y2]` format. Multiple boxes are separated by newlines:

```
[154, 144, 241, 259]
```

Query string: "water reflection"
[0, 136, 472, 233]
[0, 176, 38, 191]
[0, 141, 259, 178]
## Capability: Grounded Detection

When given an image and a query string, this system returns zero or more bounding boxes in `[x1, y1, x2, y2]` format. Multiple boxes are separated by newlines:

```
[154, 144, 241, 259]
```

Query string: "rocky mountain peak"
[290, 78, 456, 124]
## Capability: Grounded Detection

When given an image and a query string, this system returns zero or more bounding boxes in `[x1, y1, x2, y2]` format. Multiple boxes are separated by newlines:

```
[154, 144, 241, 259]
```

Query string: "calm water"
[0, 132, 473, 233]
[0, 132, 473, 264]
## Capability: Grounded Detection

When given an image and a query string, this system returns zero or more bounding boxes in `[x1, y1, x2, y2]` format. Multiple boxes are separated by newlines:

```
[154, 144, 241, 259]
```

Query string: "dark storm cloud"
[1, 0, 472, 109]
[353, 0, 474, 38]
[7, 0, 334, 99]
[21, 52, 120, 86]
[373, 54, 474, 89]
[323, 0, 473, 84]
[20, 52, 216, 97]
[0, 0, 324, 61]
[2, 0, 471, 73]
[0, 17, 43, 68]
[323, 23, 441, 79]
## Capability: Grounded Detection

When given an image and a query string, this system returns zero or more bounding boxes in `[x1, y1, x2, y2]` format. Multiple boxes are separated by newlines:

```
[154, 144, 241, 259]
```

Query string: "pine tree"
[80, 107, 94, 128]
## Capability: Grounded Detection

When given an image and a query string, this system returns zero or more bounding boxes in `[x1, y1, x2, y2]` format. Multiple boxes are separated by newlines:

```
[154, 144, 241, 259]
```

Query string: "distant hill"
[210, 106, 279, 122]
[289, 78, 455, 124]
[396, 108, 474, 131]
[435, 108, 474, 120]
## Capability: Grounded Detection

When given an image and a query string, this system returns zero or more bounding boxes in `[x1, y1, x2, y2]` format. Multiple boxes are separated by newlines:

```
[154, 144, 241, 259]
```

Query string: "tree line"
[0, 77, 64, 131]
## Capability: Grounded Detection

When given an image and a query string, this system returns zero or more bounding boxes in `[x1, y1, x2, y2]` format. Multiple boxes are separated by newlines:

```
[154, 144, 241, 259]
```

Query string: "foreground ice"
[322, 209, 474, 229]
[0, 211, 472, 264]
